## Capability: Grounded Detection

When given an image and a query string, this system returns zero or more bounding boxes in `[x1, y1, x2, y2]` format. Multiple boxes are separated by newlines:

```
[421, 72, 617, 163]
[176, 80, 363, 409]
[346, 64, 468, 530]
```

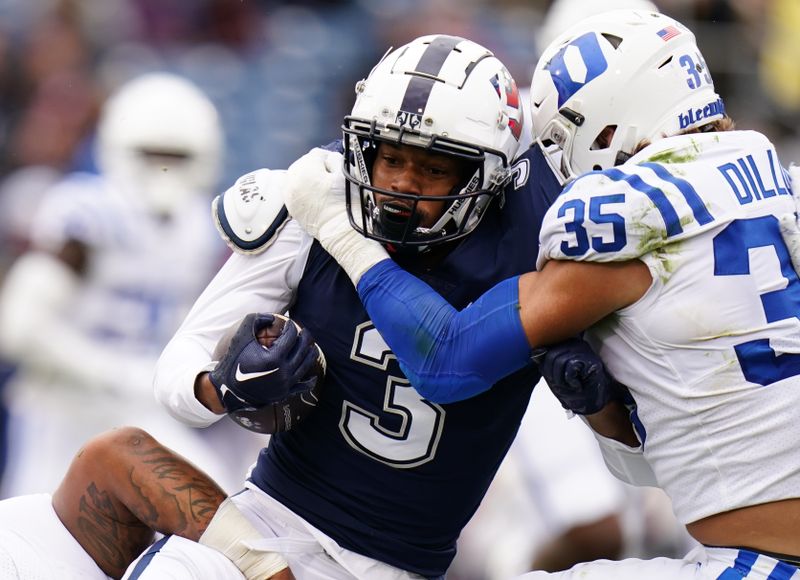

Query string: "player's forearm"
[356, 260, 532, 403]
[195, 372, 225, 414]
[54, 427, 228, 579]
[583, 400, 640, 447]
[154, 248, 300, 426]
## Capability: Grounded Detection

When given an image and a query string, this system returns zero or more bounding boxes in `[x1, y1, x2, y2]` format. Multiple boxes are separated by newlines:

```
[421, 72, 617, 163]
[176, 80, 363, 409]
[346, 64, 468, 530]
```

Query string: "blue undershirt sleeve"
[355, 259, 533, 403]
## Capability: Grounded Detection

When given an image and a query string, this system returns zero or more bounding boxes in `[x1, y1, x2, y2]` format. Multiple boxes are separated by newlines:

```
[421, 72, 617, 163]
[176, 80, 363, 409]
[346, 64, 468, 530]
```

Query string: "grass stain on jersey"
[631, 204, 671, 255]
[645, 138, 702, 165]
[650, 243, 685, 284]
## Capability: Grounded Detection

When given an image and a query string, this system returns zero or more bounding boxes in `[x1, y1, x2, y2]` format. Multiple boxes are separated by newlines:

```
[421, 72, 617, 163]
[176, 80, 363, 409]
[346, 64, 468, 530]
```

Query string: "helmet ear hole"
[591, 125, 617, 150]
[601, 33, 623, 49]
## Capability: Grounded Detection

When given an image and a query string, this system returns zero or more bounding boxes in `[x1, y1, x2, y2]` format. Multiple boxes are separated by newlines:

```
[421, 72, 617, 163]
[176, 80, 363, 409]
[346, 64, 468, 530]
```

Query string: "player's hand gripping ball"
[210, 313, 326, 433]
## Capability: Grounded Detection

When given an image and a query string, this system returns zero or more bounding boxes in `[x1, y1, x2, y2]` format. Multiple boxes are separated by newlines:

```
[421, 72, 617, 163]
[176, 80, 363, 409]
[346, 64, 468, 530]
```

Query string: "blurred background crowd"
[0, 0, 795, 577]
[0, 0, 797, 266]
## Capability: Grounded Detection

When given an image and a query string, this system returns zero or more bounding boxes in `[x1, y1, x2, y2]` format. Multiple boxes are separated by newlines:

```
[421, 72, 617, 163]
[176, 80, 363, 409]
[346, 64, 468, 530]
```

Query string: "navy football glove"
[533, 338, 622, 415]
[209, 313, 319, 413]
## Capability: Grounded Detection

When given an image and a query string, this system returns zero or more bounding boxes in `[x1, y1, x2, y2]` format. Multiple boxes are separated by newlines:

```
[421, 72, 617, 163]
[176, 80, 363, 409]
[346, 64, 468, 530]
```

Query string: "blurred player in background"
[0, 72, 265, 499]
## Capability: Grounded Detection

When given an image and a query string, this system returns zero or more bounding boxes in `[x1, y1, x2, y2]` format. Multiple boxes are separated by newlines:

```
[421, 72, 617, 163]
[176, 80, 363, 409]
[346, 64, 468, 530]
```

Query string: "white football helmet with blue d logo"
[530, 9, 724, 182]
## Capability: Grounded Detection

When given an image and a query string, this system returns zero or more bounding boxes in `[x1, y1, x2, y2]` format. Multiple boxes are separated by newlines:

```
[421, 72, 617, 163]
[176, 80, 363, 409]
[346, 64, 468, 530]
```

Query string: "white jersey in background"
[538, 129, 800, 525]
[0, 172, 265, 498]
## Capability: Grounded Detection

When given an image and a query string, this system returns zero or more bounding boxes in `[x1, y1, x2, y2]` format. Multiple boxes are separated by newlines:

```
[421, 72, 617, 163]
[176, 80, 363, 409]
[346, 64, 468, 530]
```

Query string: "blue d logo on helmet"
[545, 32, 609, 108]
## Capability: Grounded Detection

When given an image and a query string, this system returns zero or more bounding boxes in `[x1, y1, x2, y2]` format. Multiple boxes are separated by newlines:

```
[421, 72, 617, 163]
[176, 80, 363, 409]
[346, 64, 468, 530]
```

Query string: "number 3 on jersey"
[340, 322, 445, 469]
[714, 216, 800, 385]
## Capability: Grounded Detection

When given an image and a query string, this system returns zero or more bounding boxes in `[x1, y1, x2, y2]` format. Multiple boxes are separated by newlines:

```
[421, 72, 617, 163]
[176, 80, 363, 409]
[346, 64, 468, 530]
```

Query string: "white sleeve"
[0, 251, 156, 395]
[153, 219, 312, 427]
[584, 421, 659, 487]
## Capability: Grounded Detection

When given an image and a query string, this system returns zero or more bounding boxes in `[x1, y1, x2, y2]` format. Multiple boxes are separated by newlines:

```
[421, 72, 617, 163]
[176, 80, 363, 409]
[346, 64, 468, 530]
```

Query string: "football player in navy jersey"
[286, 10, 800, 580]
[136, 34, 565, 579]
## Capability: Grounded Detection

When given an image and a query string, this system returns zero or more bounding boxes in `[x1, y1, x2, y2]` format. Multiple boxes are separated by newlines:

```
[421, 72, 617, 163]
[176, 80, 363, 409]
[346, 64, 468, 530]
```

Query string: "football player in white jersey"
[284, 9, 800, 580]
[0, 426, 230, 580]
[0, 72, 265, 499]
[456, 2, 689, 575]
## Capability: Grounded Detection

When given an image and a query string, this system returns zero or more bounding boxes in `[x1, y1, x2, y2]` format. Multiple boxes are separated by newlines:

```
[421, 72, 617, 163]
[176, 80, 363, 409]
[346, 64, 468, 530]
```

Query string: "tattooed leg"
[51, 426, 227, 580]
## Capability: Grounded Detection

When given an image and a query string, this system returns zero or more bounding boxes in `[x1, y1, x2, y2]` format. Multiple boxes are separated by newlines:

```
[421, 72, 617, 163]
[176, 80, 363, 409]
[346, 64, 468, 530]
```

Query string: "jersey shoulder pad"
[538, 157, 712, 266]
[213, 169, 290, 254]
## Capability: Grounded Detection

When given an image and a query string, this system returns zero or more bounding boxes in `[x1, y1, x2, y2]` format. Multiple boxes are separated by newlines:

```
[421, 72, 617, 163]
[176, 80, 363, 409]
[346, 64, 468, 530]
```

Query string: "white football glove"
[284, 147, 389, 286]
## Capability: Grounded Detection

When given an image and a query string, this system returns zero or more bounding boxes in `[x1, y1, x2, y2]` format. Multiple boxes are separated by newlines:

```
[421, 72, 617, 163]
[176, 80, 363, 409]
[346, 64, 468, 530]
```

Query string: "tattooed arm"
[51, 426, 227, 580]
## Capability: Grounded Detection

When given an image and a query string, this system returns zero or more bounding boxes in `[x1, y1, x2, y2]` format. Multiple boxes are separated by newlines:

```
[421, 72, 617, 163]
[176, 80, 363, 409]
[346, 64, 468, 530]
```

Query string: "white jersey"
[538, 130, 800, 525]
[30, 173, 218, 353]
[0, 172, 264, 497]
[0, 493, 110, 579]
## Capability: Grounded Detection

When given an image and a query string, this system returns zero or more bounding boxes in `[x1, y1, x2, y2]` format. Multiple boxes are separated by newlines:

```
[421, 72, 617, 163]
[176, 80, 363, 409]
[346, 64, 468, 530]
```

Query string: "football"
[214, 313, 326, 434]
[255, 314, 286, 348]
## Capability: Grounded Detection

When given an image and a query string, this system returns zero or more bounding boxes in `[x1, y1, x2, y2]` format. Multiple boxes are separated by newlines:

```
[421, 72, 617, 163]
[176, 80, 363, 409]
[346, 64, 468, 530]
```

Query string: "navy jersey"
[249, 145, 562, 578]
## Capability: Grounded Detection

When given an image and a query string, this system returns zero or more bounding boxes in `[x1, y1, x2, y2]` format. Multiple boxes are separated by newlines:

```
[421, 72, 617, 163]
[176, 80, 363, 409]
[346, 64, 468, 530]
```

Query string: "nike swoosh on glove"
[284, 147, 389, 286]
[209, 313, 319, 412]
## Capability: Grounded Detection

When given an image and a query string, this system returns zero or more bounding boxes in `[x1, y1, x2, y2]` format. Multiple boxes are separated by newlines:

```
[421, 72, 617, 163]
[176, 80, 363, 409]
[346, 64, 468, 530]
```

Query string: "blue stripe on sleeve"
[603, 168, 684, 237]
[640, 162, 714, 225]
[767, 561, 798, 580]
[127, 536, 171, 579]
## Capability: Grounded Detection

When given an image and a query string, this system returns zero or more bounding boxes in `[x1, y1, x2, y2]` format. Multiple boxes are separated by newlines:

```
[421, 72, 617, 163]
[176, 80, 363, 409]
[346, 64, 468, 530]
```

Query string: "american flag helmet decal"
[656, 25, 681, 41]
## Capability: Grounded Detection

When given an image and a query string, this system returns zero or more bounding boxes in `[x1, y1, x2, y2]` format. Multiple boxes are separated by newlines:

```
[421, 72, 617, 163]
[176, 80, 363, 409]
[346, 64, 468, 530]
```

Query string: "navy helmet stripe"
[416, 36, 462, 76]
[400, 76, 436, 115]
[399, 36, 462, 116]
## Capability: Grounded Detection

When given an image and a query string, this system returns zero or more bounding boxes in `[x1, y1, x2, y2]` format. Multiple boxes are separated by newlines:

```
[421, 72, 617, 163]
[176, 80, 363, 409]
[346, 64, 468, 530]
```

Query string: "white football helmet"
[96, 72, 224, 218]
[530, 10, 725, 182]
[343, 34, 524, 251]
[537, 0, 659, 56]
